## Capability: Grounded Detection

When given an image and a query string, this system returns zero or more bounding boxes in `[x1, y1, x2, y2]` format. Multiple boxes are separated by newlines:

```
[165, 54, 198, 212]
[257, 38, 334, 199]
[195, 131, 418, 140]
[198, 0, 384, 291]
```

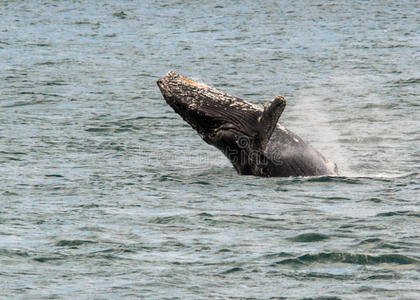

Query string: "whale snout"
[156, 78, 165, 91]
[156, 77, 170, 99]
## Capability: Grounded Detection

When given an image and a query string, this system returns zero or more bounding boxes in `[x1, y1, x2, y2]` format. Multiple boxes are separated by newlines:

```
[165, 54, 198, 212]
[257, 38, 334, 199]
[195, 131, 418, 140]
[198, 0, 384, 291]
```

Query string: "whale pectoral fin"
[257, 95, 286, 149]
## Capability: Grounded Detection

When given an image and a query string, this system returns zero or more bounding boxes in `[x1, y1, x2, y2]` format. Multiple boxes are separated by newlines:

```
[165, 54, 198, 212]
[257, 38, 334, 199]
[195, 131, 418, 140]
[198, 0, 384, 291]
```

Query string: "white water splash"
[286, 71, 383, 177]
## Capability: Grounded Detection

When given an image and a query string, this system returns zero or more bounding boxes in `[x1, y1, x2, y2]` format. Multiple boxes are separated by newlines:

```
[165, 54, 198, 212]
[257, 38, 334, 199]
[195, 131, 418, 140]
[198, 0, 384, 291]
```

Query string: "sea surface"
[1, 1, 419, 299]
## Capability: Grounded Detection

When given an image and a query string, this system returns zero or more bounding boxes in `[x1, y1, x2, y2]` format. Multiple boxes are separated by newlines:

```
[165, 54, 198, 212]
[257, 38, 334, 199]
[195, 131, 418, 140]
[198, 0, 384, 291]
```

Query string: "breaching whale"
[157, 71, 338, 177]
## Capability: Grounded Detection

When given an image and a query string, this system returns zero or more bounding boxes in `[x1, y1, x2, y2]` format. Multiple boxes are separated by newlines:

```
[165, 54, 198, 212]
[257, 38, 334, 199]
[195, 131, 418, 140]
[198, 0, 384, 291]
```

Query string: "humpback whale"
[157, 71, 338, 177]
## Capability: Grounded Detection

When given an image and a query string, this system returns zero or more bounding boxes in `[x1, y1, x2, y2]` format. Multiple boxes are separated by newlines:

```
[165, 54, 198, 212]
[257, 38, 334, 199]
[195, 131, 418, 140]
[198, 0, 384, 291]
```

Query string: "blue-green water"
[1, 1, 419, 299]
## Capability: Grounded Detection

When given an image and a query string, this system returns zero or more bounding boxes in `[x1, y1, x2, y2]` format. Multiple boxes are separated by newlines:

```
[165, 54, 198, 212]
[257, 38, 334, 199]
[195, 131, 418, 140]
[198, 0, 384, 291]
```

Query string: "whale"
[157, 71, 338, 177]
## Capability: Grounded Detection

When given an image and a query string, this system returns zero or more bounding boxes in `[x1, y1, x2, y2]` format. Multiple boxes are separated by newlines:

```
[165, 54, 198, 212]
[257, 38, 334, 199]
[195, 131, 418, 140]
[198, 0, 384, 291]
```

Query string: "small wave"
[365, 273, 401, 280]
[358, 238, 382, 245]
[87, 247, 136, 257]
[44, 80, 67, 86]
[2, 191, 18, 196]
[85, 127, 117, 133]
[389, 78, 420, 86]
[190, 28, 222, 33]
[34, 61, 56, 66]
[338, 136, 387, 143]
[149, 215, 189, 224]
[356, 238, 415, 250]
[298, 297, 342, 300]
[196, 212, 213, 217]
[376, 243, 403, 250]
[1, 99, 50, 108]
[288, 233, 330, 243]
[376, 211, 420, 218]
[332, 172, 418, 181]
[261, 252, 294, 259]
[0, 249, 29, 257]
[156, 174, 183, 183]
[55, 240, 97, 247]
[190, 180, 211, 185]
[299, 176, 361, 184]
[33, 256, 66, 263]
[0, 151, 26, 155]
[78, 204, 100, 208]
[78, 226, 104, 232]
[274, 252, 419, 266]
[45, 174, 64, 178]
[220, 267, 244, 274]
[360, 103, 398, 109]
[216, 248, 232, 254]
[112, 11, 127, 19]
[160, 240, 188, 248]
[74, 21, 101, 26]
[226, 214, 284, 222]
[27, 43, 51, 47]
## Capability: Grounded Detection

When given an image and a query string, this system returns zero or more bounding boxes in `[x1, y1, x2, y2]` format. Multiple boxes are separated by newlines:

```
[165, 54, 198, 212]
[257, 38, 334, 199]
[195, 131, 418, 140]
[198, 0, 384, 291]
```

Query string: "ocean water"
[1, 0, 419, 299]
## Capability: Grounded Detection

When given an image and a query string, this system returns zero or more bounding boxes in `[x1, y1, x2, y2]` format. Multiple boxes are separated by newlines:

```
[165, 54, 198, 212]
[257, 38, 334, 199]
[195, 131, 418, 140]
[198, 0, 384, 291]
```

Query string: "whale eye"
[221, 131, 237, 145]
[214, 129, 237, 148]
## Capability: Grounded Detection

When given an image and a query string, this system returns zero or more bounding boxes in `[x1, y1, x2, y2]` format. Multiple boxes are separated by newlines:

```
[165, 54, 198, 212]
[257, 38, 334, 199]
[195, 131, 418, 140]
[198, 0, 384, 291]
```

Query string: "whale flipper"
[257, 96, 286, 150]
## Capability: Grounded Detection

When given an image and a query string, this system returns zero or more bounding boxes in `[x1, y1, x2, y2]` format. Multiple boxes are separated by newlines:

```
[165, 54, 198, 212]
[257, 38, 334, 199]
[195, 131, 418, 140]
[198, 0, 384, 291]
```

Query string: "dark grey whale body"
[157, 71, 337, 177]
